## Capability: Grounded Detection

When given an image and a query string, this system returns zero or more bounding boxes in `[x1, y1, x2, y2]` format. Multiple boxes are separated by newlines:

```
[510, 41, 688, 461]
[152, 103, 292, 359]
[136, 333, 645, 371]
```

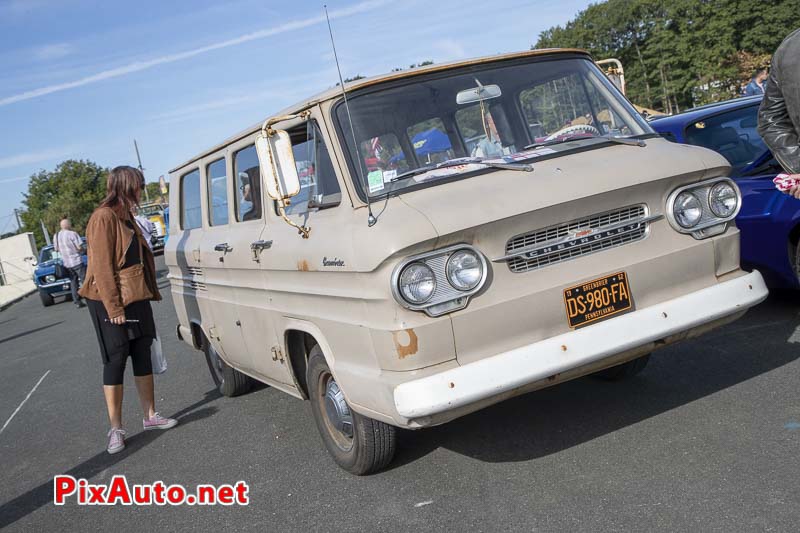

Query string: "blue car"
[33, 241, 88, 306]
[651, 96, 798, 288]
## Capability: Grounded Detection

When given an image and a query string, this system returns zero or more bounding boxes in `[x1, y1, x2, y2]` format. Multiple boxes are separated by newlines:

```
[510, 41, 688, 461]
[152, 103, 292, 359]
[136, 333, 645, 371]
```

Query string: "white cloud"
[149, 94, 269, 124]
[0, 176, 29, 184]
[0, 0, 387, 108]
[33, 43, 74, 61]
[433, 38, 468, 60]
[0, 146, 78, 169]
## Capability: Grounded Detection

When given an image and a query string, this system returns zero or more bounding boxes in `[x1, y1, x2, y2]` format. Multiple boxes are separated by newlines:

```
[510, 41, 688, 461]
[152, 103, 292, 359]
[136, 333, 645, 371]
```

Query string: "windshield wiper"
[523, 135, 646, 151]
[390, 157, 533, 182]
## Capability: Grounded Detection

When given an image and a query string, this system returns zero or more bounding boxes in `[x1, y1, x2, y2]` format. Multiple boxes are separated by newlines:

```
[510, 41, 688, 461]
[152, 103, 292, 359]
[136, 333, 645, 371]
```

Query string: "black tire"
[307, 345, 396, 475]
[793, 241, 800, 286]
[594, 354, 651, 381]
[202, 333, 252, 397]
[39, 290, 54, 307]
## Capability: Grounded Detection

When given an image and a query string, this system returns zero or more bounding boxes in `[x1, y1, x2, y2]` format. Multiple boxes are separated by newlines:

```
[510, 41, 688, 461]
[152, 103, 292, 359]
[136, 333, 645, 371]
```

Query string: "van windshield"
[335, 56, 652, 198]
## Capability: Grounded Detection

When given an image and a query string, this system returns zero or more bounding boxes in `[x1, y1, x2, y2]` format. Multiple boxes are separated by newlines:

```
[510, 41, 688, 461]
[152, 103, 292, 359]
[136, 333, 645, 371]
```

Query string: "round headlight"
[398, 262, 436, 304]
[708, 182, 738, 218]
[446, 250, 483, 291]
[45, 274, 56, 283]
[673, 192, 703, 228]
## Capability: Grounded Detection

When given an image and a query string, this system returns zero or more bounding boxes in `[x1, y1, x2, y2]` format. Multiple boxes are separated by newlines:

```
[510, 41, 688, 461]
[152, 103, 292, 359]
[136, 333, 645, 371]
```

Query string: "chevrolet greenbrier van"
[166, 49, 768, 474]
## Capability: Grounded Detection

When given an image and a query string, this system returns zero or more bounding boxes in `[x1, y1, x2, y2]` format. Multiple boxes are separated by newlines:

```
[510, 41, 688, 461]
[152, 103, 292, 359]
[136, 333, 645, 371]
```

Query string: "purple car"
[651, 96, 799, 288]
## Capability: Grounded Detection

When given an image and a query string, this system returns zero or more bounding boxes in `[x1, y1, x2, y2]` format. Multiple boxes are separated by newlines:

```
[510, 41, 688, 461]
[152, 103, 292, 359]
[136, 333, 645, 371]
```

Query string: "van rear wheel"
[202, 334, 252, 397]
[307, 345, 396, 475]
[594, 354, 651, 381]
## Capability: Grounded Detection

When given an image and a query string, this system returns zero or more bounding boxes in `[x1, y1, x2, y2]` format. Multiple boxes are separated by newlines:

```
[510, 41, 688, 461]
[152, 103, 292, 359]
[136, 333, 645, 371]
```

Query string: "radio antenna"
[324, 5, 377, 227]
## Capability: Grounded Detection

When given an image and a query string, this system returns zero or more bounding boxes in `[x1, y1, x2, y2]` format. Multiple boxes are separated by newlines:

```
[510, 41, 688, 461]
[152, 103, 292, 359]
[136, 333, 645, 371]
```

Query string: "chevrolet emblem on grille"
[494, 211, 663, 265]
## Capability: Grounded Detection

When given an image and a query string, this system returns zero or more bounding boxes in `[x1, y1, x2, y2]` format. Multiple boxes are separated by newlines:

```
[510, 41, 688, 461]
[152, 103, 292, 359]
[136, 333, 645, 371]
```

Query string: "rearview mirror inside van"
[255, 129, 301, 200]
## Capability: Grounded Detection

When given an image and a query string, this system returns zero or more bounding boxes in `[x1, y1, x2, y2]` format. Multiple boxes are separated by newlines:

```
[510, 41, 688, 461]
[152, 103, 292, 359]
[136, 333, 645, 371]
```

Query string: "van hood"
[397, 139, 728, 237]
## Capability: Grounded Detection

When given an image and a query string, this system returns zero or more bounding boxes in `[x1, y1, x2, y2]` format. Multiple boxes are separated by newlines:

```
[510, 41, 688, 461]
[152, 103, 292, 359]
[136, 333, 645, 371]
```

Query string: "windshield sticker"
[368, 170, 384, 193]
[382, 169, 397, 183]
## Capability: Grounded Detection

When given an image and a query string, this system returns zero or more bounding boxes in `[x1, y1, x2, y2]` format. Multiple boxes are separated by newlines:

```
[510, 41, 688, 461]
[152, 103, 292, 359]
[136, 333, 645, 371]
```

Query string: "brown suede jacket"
[78, 206, 161, 318]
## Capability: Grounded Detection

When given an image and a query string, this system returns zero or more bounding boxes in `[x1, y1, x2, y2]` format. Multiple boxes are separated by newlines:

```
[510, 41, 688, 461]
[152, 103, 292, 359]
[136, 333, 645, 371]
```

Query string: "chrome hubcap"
[323, 379, 353, 439]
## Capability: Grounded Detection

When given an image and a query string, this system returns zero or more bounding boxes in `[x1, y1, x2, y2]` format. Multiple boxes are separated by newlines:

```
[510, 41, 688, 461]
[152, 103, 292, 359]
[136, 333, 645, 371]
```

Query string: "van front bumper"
[393, 270, 768, 420]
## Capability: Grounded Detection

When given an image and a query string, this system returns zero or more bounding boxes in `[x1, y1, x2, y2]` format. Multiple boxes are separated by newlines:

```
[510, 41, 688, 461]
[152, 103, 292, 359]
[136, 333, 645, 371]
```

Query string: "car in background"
[651, 96, 799, 288]
[138, 202, 167, 253]
[33, 240, 87, 306]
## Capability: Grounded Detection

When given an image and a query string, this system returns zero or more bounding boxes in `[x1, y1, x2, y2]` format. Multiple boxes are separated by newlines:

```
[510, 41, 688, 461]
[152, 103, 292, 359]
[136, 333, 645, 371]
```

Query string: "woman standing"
[79, 166, 177, 454]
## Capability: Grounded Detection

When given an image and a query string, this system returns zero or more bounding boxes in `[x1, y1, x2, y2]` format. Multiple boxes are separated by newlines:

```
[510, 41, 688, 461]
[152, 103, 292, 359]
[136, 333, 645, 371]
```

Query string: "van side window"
[180, 169, 202, 230]
[233, 145, 262, 222]
[206, 158, 228, 226]
[284, 122, 341, 216]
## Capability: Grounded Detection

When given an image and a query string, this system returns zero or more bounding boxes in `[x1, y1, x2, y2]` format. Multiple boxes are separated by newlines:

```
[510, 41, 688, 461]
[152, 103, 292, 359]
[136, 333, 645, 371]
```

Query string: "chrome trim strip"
[38, 280, 71, 288]
[494, 213, 662, 263]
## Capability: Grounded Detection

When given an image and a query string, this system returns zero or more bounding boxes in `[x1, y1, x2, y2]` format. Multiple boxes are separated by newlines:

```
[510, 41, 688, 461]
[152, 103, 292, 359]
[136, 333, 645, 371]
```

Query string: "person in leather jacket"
[758, 29, 800, 198]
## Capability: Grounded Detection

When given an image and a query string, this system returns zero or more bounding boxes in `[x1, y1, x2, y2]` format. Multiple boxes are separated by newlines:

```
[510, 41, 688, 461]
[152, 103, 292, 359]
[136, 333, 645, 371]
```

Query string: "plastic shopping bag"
[151, 334, 167, 374]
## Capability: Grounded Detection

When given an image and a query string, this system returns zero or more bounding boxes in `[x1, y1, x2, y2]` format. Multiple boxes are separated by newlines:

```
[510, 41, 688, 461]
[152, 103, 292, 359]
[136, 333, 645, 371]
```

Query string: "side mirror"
[255, 129, 301, 200]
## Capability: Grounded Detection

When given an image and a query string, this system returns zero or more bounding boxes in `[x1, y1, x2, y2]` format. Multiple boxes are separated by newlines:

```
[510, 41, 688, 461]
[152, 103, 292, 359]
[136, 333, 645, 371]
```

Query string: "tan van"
[166, 49, 768, 474]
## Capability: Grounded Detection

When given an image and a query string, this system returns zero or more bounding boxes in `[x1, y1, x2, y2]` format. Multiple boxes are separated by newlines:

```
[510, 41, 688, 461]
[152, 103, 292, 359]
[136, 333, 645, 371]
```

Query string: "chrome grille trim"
[498, 205, 659, 273]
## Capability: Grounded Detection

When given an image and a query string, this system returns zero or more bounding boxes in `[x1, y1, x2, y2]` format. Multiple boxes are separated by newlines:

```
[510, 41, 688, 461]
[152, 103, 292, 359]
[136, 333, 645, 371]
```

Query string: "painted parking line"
[0, 370, 51, 437]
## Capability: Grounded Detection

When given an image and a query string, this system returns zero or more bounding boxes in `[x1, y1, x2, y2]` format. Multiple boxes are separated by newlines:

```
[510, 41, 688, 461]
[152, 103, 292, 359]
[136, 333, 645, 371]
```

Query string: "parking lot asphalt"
[1, 256, 799, 532]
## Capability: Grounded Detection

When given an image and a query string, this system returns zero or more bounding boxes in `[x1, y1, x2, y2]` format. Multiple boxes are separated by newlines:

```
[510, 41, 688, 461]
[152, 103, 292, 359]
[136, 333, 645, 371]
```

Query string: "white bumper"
[393, 270, 768, 419]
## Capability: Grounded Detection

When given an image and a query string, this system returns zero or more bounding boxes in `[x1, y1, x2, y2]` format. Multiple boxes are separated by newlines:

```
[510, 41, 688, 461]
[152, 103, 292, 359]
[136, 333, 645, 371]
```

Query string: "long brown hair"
[99, 166, 143, 219]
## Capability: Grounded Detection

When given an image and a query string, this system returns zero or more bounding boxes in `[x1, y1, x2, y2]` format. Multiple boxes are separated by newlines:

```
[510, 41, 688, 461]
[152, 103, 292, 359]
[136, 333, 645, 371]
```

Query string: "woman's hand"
[110, 315, 126, 325]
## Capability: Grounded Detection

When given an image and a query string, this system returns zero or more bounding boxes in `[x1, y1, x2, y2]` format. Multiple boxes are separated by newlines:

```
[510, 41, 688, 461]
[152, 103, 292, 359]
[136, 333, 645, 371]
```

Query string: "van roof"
[169, 48, 589, 173]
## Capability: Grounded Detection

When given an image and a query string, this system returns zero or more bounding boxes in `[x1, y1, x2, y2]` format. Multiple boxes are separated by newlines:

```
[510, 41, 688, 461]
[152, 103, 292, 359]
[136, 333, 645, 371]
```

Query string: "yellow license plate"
[563, 272, 633, 329]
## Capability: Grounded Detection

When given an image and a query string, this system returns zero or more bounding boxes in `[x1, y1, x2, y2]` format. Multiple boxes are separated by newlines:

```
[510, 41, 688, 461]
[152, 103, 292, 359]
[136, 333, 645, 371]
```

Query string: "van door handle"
[214, 243, 232, 253]
[250, 240, 273, 262]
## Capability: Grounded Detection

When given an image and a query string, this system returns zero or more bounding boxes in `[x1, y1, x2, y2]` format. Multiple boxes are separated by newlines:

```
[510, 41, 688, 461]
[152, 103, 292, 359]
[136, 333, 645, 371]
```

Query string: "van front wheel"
[307, 346, 396, 475]
[202, 334, 252, 397]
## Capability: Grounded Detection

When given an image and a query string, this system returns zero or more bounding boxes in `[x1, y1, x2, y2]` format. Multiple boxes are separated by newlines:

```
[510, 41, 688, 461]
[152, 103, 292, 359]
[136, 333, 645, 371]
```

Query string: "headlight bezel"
[397, 262, 437, 304]
[391, 244, 488, 316]
[445, 249, 484, 291]
[673, 191, 703, 228]
[708, 181, 738, 218]
[666, 177, 741, 238]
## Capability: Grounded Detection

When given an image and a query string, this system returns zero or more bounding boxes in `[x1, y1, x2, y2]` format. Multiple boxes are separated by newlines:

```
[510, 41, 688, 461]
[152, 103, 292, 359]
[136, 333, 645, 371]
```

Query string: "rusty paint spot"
[449, 382, 455, 388]
[297, 260, 310, 272]
[662, 312, 668, 318]
[392, 328, 419, 358]
[560, 344, 567, 351]
[547, 374, 558, 382]
[748, 284, 753, 290]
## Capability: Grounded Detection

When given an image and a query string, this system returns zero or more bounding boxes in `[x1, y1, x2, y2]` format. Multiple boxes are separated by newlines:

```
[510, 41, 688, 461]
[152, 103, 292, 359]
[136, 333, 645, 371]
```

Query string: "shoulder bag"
[118, 224, 154, 307]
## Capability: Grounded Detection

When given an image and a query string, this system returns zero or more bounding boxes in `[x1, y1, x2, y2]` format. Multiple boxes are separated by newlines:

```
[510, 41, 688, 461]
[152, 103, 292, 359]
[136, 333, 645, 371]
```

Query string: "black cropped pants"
[102, 336, 153, 386]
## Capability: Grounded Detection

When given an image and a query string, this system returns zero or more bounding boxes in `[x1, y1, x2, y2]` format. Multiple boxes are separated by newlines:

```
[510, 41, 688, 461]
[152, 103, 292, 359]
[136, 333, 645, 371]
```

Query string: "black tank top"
[122, 221, 141, 268]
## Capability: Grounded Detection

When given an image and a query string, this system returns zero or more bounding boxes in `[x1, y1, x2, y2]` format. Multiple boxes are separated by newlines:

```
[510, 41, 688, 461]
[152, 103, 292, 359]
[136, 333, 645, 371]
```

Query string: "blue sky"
[0, 0, 594, 233]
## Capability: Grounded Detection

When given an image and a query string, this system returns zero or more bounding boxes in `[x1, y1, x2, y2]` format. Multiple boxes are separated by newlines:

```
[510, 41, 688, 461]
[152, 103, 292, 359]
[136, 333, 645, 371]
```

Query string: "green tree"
[535, 0, 800, 111]
[19, 159, 107, 247]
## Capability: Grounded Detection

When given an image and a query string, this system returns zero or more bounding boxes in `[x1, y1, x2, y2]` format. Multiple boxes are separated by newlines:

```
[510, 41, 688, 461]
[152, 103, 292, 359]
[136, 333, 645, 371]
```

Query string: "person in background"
[134, 208, 155, 251]
[53, 217, 86, 308]
[745, 67, 769, 96]
[78, 166, 177, 455]
[758, 29, 800, 198]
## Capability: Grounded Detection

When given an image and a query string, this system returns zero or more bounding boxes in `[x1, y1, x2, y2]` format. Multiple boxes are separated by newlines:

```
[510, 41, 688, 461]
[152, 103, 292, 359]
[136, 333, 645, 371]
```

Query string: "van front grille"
[502, 205, 653, 273]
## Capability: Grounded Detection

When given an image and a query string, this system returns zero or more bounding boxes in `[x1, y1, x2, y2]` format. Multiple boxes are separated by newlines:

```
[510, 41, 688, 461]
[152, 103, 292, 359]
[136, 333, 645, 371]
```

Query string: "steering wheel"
[545, 123, 601, 141]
